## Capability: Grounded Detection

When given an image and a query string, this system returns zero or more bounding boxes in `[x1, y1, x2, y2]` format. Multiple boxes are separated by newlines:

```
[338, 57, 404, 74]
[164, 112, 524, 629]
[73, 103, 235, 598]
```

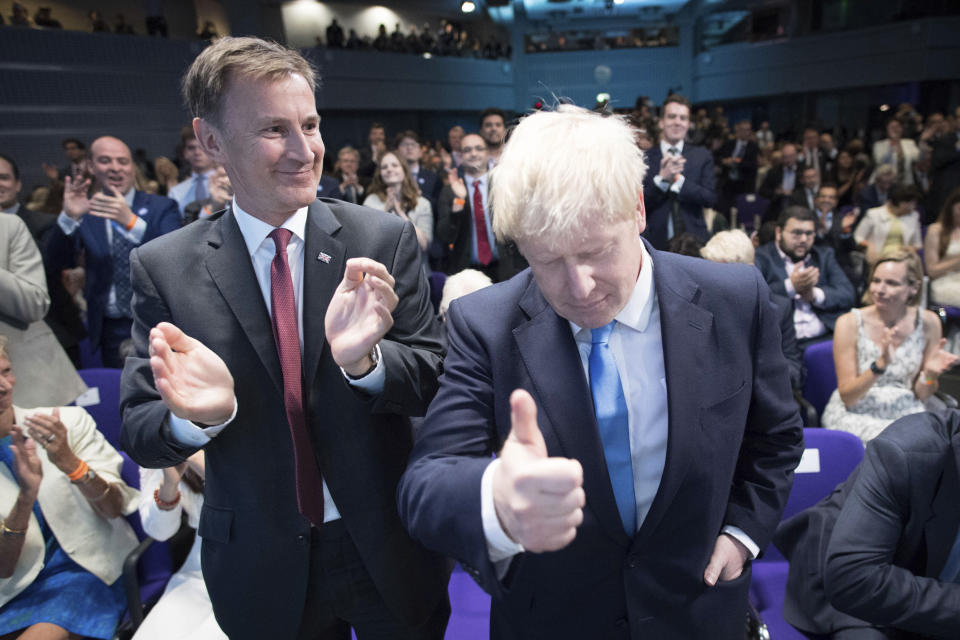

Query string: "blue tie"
[589, 321, 637, 535]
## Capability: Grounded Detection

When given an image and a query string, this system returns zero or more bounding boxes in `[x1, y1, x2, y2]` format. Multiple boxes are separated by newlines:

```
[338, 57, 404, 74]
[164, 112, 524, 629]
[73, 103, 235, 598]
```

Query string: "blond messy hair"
[0, 335, 7, 361]
[182, 36, 317, 128]
[491, 104, 647, 247]
[701, 230, 755, 265]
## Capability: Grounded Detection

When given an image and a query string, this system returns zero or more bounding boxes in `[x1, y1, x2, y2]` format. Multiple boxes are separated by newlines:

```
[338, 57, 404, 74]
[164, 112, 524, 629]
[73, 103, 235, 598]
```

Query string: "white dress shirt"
[776, 244, 827, 340]
[57, 187, 147, 317]
[169, 169, 217, 214]
[654, 139, 686, 194]
[480, 243, 758, 570]
[167, 198, 385, 523]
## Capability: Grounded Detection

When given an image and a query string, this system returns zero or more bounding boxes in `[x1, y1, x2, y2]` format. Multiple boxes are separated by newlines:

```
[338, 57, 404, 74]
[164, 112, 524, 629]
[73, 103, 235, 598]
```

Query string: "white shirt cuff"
[783, 277, 797, 298]
[167, 397, 238, 446]
[121, 216, 147, 243]
[341, 343, 385, 394]
[722, 525, 759, 559]
[670, 175, 685, 193]
[58, 211, 79, 235]
[653, 176, 671, 192]
[481, 458, 525, 563]
[812, 287, 826, 307]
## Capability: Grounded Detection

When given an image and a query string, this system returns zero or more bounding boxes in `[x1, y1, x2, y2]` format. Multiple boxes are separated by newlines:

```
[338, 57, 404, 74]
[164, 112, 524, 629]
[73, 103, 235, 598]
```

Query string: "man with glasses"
[755, 206, 856, 350]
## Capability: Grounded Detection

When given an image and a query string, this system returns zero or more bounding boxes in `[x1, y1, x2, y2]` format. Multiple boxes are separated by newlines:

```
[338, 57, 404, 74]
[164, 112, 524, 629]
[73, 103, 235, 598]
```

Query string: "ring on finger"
[46, 434, 56, 443]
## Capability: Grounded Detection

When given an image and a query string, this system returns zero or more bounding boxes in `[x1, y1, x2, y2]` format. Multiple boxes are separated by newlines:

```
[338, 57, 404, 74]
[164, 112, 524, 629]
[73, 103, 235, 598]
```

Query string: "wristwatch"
[345, 345, 380, 380]
[870, 361, 886, 375]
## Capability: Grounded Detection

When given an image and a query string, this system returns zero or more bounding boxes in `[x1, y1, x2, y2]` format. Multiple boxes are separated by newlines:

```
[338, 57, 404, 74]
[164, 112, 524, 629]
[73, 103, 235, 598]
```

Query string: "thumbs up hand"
[492, 389, 585, 553]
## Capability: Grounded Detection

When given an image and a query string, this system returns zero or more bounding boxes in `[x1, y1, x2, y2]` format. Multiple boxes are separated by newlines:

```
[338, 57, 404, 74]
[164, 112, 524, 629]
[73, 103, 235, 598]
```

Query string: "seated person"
[755, 206, 856, 350]
[703, 230, 804, 390]
[821, 248, 957, 442]
[438, 268, 492, 323]
[362, 151, 433, 254]
[924, 187, 960, 308]
[133, 452, 227, 640]
[854, 184, 922, 265]
[0, 335, 139, 640]
[775, 410, 960, 640]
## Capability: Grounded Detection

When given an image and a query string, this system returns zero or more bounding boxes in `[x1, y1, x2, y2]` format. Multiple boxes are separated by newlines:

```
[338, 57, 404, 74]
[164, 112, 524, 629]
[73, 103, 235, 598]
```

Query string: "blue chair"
[733, 193, 769, 233]
[76, 368, 123, 446]
[750, 428, 864, 639]
[801, 340, 836, 420]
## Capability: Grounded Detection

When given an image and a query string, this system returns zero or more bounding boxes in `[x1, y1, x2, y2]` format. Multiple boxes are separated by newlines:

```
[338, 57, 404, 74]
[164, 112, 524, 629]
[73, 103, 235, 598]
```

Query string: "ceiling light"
[461, 1, 476, 13]
[614, 0, 625, 4]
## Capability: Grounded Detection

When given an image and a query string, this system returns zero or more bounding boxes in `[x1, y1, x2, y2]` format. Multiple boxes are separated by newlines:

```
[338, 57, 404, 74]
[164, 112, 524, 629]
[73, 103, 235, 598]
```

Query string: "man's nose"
[567, 264, 594, 300]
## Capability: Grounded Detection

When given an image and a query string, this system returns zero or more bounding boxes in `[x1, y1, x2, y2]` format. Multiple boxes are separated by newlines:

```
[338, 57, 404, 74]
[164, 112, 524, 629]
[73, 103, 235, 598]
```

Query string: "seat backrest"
[76, 368, 123, 448]
[761, 428, 864, 562]
[734, 193, 769, 231]
[802, 340, 836, 417]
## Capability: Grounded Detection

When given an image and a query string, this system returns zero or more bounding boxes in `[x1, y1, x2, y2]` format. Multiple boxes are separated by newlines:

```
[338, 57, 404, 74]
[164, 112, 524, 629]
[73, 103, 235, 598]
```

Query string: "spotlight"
[613, 0, 625, 4]
[879, 104, 890, 112]
[461, 1, 476, 13]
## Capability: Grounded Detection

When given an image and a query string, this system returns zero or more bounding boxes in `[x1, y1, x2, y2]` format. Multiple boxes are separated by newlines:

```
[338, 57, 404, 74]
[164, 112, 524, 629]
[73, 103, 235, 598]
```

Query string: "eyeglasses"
[787, 230, 815, 238]
[398, 141, 419, 148]
[461, 145, 486, 153]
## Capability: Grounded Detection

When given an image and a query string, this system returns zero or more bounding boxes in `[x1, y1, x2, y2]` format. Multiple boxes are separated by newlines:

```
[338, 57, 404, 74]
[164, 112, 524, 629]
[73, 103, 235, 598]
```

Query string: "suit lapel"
[635, 250, 714, 541]
[302, 200, 346, 393]
[204, 211, 283, 395]
[924, 435, 960, 577]
[514, 280, 631, 548]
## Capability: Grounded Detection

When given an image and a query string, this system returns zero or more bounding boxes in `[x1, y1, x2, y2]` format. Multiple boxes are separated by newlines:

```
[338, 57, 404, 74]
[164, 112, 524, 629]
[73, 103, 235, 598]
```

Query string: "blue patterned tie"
[194, 174, 207, 202]
[110, 223, 134, 317]
[589, 321, 636, 535]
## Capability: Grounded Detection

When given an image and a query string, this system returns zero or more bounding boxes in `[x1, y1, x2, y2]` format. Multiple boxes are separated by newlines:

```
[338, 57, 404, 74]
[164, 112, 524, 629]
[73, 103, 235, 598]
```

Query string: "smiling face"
[0, 356, 14, 416]
[197, 73, 323, 226]
[481, 114, 505, 147]
[518, 212, 645, 329]
[660, 102, 690, 146]
[869, 260, 916, 310]
[397, 136, 422, 164]
[90, 136, 135, 195]
[378, 152, 406, 187]
[459, 134, 488, 175]
[338, 149, 359, 175]
[0, 157, 21, 209]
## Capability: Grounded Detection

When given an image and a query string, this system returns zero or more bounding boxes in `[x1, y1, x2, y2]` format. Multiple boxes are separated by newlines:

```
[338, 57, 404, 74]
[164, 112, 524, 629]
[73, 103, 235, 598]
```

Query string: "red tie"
[472, 181, 492, 266]
[269, 228, 325, 526]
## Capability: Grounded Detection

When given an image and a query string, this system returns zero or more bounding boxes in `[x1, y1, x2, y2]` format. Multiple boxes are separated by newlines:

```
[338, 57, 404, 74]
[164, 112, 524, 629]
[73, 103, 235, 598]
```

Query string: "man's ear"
[194, 117, 225, 164]
[636, 191, 646, 235]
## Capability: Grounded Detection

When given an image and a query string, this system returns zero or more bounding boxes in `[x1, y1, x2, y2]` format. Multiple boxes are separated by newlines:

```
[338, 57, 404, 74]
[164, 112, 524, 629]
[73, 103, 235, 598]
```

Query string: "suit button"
[627, 555, 639, 569]
[296, 534, 308, 544]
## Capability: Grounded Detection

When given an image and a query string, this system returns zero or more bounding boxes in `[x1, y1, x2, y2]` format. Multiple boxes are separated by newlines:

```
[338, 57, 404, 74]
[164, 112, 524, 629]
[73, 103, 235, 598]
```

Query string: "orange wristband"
[124, 214, 138, 232]
[67, 460, 90, 482]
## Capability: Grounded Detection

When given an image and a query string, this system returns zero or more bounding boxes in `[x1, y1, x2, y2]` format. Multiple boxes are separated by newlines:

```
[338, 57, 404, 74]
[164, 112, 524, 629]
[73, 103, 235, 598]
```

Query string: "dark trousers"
[296, 520, 449, 640]
[100, 316, 133, 369]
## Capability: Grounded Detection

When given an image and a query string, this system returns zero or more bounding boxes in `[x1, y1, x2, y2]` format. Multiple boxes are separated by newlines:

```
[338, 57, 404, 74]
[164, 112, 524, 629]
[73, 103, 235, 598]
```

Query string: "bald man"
[47, 136, 180, 367]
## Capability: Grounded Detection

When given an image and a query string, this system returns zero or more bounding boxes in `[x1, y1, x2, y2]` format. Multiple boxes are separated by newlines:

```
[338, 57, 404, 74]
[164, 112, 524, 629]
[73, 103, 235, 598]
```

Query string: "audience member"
[819, 132, 839, 177]
[326, 18, 344, 48]
[702, 229, 805, 390]
[182, 165, 232, 225]
[812, 183, 864, 294]
[924, 187, 960, 307]
[8, 3, 29, 27]
[363, 151, 433, 254]
[398, 104, 803, 638]
[32, 7, 60, 29]
[930, 115, 960, 217]
[717, 119, 759, 215]
[857, 163, 896, 211]
[0, 153, 55, 242]
[873, 118, 920, 186]
[789, 166, 820, 211]
[854, 183, 922, 264]
[641, 94, 717, 248]
[88, 10, 108, 33]
[48, 136, 180, 368]
[0, 336, 139, 639]
[60, 138, 89, 183]
[152, 156, 179, 195]
[776, 410, 960, 640]
[396, 130, 441, 212]
[113, 13, 134, 35]
[799, 127, 822, 177]
[119, 36, 450, 639]
[358, 121, 387, 180]
[447, 125, 465, 167]
[832, 149, 865, 207]
[479, 107, 507, 167]
[755, 207, 856, 350]
[167, 127, 216, 216]
[756, 120, 774, 150]
[329, 146, 365, 204]
[821, 247, 956, 442]
[666, 231, 704, 257]
[437, 268, 492, 322]
[759, 142, 802, 220]
[1, 212, 86, 406]
[134, 453, 227, 640]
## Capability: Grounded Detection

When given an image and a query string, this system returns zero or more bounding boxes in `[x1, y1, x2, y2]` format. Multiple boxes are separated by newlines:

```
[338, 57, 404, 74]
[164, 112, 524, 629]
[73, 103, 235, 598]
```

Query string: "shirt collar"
[192, 169, 216, 180]
[571, 242, 656, 337]
[660, 139, 684, 155]
[232, 197, 308, 258]
[1, 202, 19, 215]
[123, 188, 135, 207]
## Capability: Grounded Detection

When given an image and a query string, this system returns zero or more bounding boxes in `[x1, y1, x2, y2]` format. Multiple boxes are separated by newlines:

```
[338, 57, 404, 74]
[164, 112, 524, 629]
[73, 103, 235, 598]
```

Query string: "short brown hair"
[182, 37, 317, 128]
[662, 94, 691, 112]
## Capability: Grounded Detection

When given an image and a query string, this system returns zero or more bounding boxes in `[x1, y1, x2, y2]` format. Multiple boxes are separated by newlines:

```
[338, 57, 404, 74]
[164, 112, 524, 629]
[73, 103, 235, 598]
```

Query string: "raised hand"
[924, 338, 959, 377]
[149, 322, 236, 426]
[324, 258, 398, 377]
[41, 161, 59, 182]
[23, 408, 78, 474]
[492, 390, 585, 553]
[89, 187, 135, 227]
[447, 168, 467, 200]
[703, 533, 750, 586]
[62, 175, 92, 219]
[876, 326, 898, 370]
[9, 426, 42, 499]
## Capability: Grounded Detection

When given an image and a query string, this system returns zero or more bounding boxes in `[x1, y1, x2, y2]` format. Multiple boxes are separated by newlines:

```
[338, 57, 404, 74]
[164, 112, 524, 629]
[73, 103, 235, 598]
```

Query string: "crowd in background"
[317, 17, 511, 60]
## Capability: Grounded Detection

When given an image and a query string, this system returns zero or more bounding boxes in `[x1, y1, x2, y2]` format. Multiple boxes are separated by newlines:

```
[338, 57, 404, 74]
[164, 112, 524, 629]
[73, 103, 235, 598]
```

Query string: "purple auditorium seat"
[733, 193, 769, 232]
[750, 428, 864, 639]
[76, 368, 123, 445]
[801, 340, 836, 418]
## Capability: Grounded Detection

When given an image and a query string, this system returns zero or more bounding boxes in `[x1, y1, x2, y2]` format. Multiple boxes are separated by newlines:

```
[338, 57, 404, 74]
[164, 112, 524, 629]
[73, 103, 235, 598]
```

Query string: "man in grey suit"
[119, 37, 449, 639]
[0, 214, 86, 407]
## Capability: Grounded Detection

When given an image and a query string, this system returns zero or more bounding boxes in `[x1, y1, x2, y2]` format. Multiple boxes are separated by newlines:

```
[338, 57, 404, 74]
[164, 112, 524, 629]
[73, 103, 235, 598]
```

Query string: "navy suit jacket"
[775, 411, 960, 639]
[119, 199, 449, 639]
[641, 144, 716, 249]
[47, 191, 180, 348]
[398, 245, 803, 639]
[754, 242, 855, 332]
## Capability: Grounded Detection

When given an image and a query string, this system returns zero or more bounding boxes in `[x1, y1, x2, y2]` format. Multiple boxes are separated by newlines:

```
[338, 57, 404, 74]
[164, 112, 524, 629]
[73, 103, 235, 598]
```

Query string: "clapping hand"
[62, 176, 92, 219]
[9, 426, 41, 499]
[492, 390, 585, 552]
[89, 187, 135, 228]
[447, 168, 466, 200]
[324, 258, 398, 377]
[23, 409, 77, 474]
[924, 338, 959, 378]
[876, 326, 899, 370]
[149, 322, 236, 426]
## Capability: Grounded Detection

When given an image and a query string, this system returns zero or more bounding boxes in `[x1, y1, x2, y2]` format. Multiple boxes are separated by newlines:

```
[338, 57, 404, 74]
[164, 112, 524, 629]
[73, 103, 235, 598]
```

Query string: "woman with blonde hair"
[821, 247, 958, 441]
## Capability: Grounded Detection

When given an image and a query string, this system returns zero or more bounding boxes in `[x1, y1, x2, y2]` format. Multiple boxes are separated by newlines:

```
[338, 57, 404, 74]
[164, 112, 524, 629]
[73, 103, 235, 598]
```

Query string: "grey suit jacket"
[0, 214, 85, 406]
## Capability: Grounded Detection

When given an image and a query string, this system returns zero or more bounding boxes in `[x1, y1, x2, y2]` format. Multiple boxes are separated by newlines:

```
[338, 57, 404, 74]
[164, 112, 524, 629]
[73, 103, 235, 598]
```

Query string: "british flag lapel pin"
[317, 252, 332, 263]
